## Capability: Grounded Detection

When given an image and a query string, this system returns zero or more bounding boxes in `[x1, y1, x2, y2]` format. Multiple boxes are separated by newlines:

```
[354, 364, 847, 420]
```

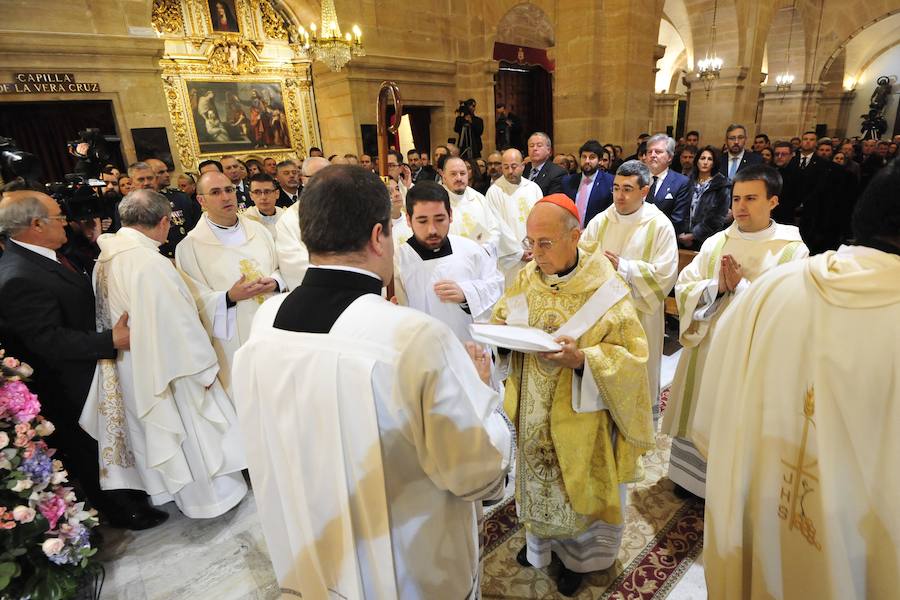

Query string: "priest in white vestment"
[484, 148, 543, 287]
[581, 160, 678, 423]
[395, 181, 504, 343]
[274, 157, 330, 289]
[440, 156, 504, 257]
[387, 176, 412, 251]
[232, 166, 512, 600]
[81, 190, 247, 519]
[662, 165, 808, 499]
[241, 173, 284, 239]
[689, 164, 900, 599]
[175, 171, 284, 396]
[493, 195, 654, 597]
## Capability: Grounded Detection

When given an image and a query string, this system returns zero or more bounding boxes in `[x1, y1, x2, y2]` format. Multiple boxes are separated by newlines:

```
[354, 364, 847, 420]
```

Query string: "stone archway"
[495, 3, 555, 49]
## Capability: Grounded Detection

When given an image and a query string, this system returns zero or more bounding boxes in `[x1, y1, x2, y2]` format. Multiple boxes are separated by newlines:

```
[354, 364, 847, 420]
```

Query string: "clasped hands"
[227, 274, 278, 303]
[717, 254, 744, 294]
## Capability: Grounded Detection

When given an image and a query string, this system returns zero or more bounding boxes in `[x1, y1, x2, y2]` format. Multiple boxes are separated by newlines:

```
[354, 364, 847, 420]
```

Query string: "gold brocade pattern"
[778, 387, 822, 550]
[239, 258, 268, 304]
[494, 246, 653, 538]
[151, 0, 183, 34]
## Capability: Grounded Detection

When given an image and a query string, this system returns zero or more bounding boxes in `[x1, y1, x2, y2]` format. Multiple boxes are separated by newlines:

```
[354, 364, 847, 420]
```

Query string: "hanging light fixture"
[697, 0, 724, 93]
[775, 2, 797, 92]
[295, 0, 364, 72]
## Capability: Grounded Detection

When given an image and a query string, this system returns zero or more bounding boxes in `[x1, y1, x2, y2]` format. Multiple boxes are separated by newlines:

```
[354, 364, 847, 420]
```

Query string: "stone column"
[553, 0, 665, 149]
[652, 93, 682, 134]
[684, 67, 757, 144]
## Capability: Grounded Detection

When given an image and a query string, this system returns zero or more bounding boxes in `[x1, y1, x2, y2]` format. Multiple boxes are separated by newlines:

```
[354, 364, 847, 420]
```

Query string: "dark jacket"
[562, 170, 614, 227]
[522, 161, 567, 195]
[0, 240, 116, 501]
[719, 150, 764, 179]
[453, 114, 485, 158]
[159, 188, 200, 259]
[686, 173, 730, 249]
[646, 169, 692, 233]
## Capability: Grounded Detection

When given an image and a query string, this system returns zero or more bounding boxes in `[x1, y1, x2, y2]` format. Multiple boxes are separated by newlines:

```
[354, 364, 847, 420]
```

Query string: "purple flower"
[19, 447, 52, 486]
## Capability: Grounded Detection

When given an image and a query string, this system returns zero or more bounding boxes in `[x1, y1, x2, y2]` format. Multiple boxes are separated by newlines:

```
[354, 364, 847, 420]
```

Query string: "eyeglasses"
[249, 188, 277, 196]
[727, 135, 746, 142]
[522, 235, 567, 251]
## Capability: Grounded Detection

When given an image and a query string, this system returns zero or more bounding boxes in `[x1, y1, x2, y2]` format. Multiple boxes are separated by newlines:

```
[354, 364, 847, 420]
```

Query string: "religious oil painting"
[208, 0, 240, 33]
[186, 80, 292, 155]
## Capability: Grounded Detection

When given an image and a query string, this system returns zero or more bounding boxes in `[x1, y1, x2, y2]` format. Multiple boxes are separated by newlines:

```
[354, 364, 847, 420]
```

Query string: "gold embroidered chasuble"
[492, 244, 654, 538]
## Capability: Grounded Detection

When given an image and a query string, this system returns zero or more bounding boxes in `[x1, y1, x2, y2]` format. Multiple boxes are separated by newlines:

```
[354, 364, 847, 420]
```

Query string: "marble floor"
[98, 487, 707, 599]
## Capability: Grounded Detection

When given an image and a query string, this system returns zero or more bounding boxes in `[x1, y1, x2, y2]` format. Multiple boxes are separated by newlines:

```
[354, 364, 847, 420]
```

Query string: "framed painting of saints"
[209, 0, 240, 33]
[185, 80, 292, 155]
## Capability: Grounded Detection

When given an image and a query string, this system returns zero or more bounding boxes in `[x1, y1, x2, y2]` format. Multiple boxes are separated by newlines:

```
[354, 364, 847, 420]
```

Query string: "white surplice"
[484, 176, 543, 287]
[241, 205, 284, 240]
[691, 245, 900, 600]
[274, 202, 309, 290]
[233, 292, 512, 600]
[81, 227, 247, 518]
[662, 220, 808, 497]
[444, 185, 503, 258]
[395, 234, 504, 343]
[175, 215, 283, 396]
[581, 202, 678, 422]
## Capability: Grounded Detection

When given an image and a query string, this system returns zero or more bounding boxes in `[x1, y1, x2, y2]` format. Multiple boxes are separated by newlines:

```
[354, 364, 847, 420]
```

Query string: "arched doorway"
[493, 3, 555, 152]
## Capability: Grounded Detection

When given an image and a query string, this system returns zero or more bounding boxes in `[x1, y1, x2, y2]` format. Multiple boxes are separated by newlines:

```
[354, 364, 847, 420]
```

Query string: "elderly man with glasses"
[491, 193, 654, 597]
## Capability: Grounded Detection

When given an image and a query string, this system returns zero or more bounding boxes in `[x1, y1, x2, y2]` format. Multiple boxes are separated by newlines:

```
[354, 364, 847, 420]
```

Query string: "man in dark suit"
[522, 132, 567, 195]
[562, 139, 614, 227]
[0, 190, 168, 529]
[221, 155, 252, 210]
[644, 134, 692, 233]
[719, 124, 764, 180]
[275, 159, 302, 208]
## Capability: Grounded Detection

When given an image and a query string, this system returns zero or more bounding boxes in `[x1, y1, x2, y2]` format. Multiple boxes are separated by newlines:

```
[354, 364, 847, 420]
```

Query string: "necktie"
[55, 252, 78, 273]
[800, 156, 808, 169]
[529, 167, 540, 181]
[651, 175, 659, 199]
[576, 176, 592, 226]
[728, 157, 739, 179]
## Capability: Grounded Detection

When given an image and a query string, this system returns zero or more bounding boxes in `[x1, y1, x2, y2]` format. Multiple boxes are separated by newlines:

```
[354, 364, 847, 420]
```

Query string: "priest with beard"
[233, 165, 512, 599]
[493, 194, 654, 597]
[81, 189, 248, 519]
[484, 148, 544, 287]
[175, 171, 284, 396]
[440, 155, 504, 257]
[395, 181, 504, 343]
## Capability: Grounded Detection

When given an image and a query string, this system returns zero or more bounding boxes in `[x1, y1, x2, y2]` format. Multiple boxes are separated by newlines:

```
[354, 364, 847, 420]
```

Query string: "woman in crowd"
[677, 145, 730, 250]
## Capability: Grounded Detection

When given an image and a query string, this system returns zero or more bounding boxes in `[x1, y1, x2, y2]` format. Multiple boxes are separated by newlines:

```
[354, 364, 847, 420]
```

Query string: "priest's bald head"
[525, 194, 581, 275]
[298, 165, 393, 282]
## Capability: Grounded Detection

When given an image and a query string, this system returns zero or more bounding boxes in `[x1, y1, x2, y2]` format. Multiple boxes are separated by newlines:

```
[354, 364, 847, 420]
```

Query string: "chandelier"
[696, 0, 723, 93]
[775, 2, 796, 92]
[296, 0, 364, 72]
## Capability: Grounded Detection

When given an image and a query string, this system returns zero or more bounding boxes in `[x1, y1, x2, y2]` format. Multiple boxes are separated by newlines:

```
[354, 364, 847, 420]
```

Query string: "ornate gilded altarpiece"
[151, 0, 320, 170]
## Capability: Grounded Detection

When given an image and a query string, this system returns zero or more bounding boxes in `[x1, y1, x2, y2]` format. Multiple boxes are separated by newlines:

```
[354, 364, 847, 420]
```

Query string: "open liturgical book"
[470, 323, 563, 353]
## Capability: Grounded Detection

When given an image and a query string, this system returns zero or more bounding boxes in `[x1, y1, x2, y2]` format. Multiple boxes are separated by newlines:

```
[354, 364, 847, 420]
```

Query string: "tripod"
[458, 121, 473, 159]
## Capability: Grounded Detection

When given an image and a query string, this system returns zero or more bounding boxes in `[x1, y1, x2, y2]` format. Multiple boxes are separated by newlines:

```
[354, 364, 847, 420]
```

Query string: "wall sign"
[0, 73, 101, 94]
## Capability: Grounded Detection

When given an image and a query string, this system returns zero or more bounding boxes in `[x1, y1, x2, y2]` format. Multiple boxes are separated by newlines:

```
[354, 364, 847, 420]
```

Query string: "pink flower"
[12, 505, 35, 523]
[0, 381, 41, 423]
[41, 537, 65, 556]
[38, 495, 67, 529]
[2, 357, 20, 369]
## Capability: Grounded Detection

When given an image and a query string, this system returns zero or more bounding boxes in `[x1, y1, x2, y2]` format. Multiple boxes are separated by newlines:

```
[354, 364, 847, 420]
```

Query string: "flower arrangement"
[0, 350, 101, 599]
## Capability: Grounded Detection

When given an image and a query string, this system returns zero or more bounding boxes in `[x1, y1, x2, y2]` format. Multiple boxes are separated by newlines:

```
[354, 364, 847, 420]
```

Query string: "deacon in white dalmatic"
[663, 164, 808, 499]
[233, 166, 511, 599]
[274, 156, 330, 289]
[82, 190, 247, 519]
[485, 148, 544, 287]
[691, 163, 900, 600]
[440, 155, 504, 257]
[395, 181, 504, 343]
[175, 171, 284, 396]
[240, 172, 284, 239]
[581, 160, 678, 423]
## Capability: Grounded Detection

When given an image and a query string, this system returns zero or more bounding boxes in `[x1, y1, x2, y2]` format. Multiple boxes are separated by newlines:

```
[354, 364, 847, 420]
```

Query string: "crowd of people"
[0, 117, 896, 599]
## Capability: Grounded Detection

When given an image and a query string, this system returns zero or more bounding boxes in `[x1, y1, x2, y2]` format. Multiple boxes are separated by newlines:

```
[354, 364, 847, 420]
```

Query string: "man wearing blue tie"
[719, 123, 763, 181]
[644, 134, 692, 233]
[562, 139, 614, 228]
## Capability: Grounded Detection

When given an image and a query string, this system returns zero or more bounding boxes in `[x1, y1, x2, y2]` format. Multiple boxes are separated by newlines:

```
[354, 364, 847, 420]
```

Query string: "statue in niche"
[209, 0, 239, 33]
[860, 76, 893, 140]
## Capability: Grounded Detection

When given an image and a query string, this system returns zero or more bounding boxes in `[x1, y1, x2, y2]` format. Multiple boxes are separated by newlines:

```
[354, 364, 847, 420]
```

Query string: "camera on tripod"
[456, 99, 475, 117]
[67, 128, 121, 179]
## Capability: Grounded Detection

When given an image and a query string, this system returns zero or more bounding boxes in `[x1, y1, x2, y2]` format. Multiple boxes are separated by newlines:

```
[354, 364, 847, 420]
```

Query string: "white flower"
[50, 470, 68, 485]
[0, 432, 8, 449]
[12, 505, 35, 523]
[35, 421, 55, 437]
[41, 538, 65, 556]
[64, 490, 76, 503]
[11, 478, 33, 492]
